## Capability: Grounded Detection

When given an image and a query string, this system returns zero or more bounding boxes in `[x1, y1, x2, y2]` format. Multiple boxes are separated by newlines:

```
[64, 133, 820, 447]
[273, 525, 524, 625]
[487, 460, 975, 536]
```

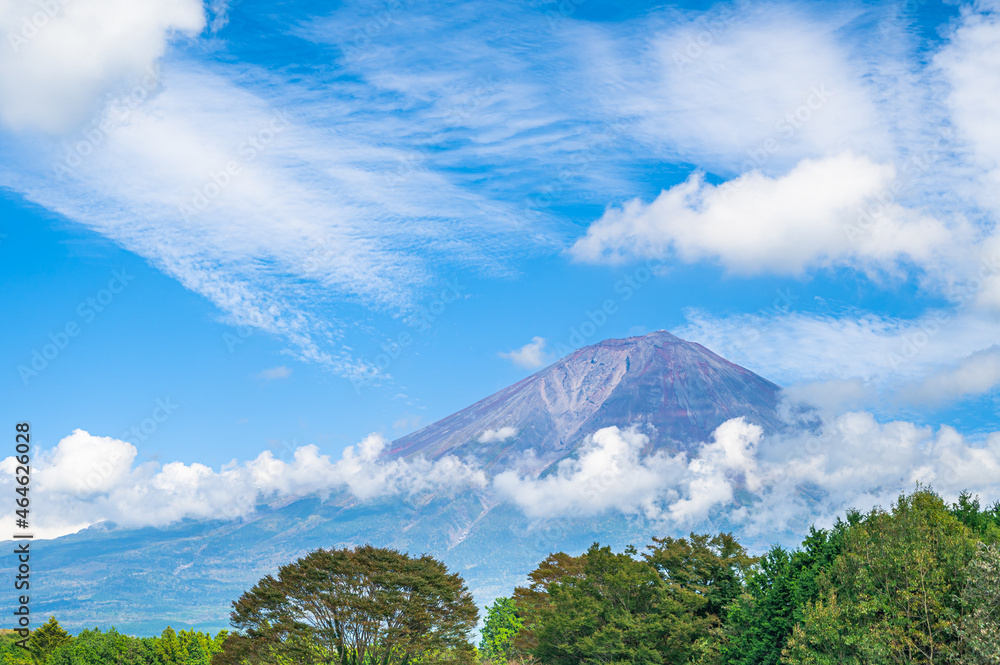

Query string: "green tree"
[951, 491, 1000, 544]
[532, 543, 670, 665]
[45, 628, 159, 665]
[511, 551, 585, 657]
[956, 542, 1000, 664]
[0, 630, 34, 665]
[783, 489, 979, 665]
[718, 521, 850, 665]
[643, 532, 757, 624]
[28, 616, 72, 664]
[479, 597, 523, 662]
[215, 545, 479, 665]
[156, 626, 188, 665]
[523, 536, 752, 665]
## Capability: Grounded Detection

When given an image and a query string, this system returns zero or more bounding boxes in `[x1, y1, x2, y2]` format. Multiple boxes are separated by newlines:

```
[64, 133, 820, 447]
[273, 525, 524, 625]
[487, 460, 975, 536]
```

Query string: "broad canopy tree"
[215, 545, 478, 665]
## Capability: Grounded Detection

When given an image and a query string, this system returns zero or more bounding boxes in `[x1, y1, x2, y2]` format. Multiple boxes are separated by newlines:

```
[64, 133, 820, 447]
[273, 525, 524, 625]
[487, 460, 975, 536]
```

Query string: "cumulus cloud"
[493, 426, 685, 520]
[494, 415, 1000, 536]
[0, 429, 487, 538]
[478, 426, 517, 444]
[0, 0, 205, 133]
[498, 336, 555, 369]
[256, 365, 291, 381]
[570, 152, 955, 275]
[746, 412, 1000, 535]
[9, 413, 1000, 542]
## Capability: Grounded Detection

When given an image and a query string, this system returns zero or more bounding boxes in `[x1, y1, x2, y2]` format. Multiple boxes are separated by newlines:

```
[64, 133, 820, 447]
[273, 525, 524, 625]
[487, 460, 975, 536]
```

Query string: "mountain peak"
[389, 330, 782, 472]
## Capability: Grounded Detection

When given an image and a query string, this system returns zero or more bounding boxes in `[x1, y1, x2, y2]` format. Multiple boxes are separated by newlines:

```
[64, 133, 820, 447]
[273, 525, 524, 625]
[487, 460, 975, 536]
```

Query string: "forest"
[3, 487, 999, 665]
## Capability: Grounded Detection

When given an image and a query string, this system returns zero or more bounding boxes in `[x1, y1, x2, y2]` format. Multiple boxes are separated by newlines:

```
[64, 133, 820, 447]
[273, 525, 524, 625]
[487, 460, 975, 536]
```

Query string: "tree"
[951, 492, 1000, 544]
[520, 537, 753, 665]
[511, 551, 585, 657]
[28, 616, 72, 664]
[46, 628, 159, 665]
[479, 597, 523, 662]
[215, 545, 479, 665]
[956, 542, 1000, 665]
[643, 532, 757, 623]
[783, 489, 979, 665]
[0, 630, 33, 665]
[531, 543, 670, 665]
[156, 626, 188, 664]
[718, 521, 850, 665]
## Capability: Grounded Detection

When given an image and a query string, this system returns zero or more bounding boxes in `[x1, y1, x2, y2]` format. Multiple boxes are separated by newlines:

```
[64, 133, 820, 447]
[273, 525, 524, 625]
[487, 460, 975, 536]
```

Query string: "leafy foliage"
[479, 597, 523, 662]
[28, 617, 72, 664]
[783, 490, 979, 664]
[512, 534, 755, 665]
[0, 630, 34, 665]
[216, 544, 479, 665]
[717, 521, 851, 665]
[13, 488, 1000, 665]
[956, 542, 1000, 665]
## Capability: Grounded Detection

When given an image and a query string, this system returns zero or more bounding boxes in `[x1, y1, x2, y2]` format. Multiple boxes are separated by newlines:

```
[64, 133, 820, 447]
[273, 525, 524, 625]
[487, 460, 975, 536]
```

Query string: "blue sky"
[2, 0, 1000, 537]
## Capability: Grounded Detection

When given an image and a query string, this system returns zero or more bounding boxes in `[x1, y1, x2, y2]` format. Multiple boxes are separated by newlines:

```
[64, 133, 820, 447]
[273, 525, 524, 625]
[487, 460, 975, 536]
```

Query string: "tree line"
[4, 487, 999, 664]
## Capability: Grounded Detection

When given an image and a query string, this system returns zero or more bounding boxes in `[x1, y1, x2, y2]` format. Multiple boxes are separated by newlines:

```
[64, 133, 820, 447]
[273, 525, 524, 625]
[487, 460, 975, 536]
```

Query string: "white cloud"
[10, 413, 1000, 541]
[570, 152, 955, 275]
[0, 0, 205, 133]
[256, 365, 292, 381]
[936, 2, 1000, 185]
[935, 2, 1000, 308]
[493, 426, 686, 520]
[494, 415, 1000, 536]
[0, 429, 487, 538]
[902, 345, 1000, 404]
[746, 412, 1000, 535]
[0, 65, 541, 379]
[478, 426, 517, 444]
[677, 308, 1000, 397]
[582, 4, 890, 173]
[499, 336, 554, 369]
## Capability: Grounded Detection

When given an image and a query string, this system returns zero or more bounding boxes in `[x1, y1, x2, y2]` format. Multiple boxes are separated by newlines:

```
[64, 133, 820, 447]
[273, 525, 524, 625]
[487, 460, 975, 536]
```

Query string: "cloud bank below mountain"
[6, 412, 999, 540]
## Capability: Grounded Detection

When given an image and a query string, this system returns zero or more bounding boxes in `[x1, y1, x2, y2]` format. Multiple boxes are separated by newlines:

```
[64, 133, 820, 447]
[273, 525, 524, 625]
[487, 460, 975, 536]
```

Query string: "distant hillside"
[28, 330, 785, 634]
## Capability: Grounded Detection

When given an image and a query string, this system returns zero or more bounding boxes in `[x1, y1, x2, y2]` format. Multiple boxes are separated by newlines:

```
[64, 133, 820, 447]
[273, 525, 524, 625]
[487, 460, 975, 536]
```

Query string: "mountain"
[390, 330, 783, 473]
[27, 331, 785, 634]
